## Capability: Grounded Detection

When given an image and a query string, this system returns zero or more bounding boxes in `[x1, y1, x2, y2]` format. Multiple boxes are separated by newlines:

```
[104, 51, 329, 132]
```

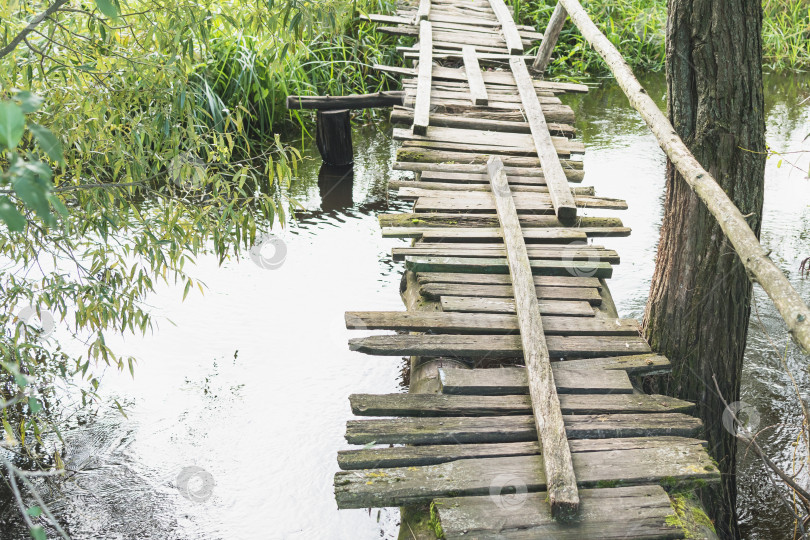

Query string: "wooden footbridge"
[322, 0, 728, 537]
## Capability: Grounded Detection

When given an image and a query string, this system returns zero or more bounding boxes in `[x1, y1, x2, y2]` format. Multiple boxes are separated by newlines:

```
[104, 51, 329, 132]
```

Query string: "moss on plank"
[666, 493, 717, 539]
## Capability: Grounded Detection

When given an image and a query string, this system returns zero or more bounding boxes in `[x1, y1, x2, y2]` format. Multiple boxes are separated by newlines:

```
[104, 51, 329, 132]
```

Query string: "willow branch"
[0, 0, 71, 60]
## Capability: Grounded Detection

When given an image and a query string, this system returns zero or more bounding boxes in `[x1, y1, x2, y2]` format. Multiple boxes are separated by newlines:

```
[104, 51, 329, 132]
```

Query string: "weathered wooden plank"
[411, 194, 626, 213]
[343, 413, 704, 446]
[397, 100, 576, 124]
[394, 245, 619, 265]
[391, 181, 594, 196]
[440, 296, 594, 316]
[437, 486, 684, 540]
[558, 354, 672, 376]
[361, 13, 412, 25]
[348, 333, 652, 358]
[416, 272, 602, 289]
[345, 311, 638, 335]
[394, 128, 582, 155]
[379, 213, 625, 232]
[488, 0, 524, 53]
[406, 256, 614, 279]
[395, 150, 583, 177]
[463, 46, 489, 105]
[338, 436, 704, 470]
[511, 56, 577, 220]
[402, 49, 537, 64]
[334, 439, 717, 508]
[486, 156, 578, 517]
[404, 92, 564, 111]
[372, 64, 588, 93]
[439, 365, 686, 396]
[400, 138, 579, 159]
[419, 283, 603, 304]
[445, 366, 636, 396]
[382, 226, 587, 242]
[390, 108, 576, 137]
[430, 65, 588, 92]
[404, 87, 560, 106]
[383, 226, 589, 243]
[413, 20, 432, 135]
[349, 392, 696, 419]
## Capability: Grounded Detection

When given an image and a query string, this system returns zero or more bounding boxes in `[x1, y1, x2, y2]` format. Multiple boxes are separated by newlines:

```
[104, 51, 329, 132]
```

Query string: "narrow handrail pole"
[556, 0, 810, 352]
[532, 3, 568, 75]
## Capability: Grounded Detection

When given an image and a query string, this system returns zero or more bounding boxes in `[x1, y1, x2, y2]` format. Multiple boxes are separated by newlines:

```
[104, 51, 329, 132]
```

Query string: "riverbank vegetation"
[0, 1, 399, 535]
[511, 0, 810, 76]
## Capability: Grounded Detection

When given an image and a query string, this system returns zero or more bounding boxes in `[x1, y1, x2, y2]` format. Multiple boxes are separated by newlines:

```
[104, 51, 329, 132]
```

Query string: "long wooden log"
[286, 91, 403, 110]
[557, 0, 810, 351]
[510, 57, 577, 220]
[413, 20, 433, 135]
[488, 0, 524, 54]
[487, 156, 579, 518]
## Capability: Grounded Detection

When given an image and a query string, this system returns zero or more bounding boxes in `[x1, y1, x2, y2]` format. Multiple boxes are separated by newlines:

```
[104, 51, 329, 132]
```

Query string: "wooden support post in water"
[316, 109, 353, 167]
[487, 155, 579, 519]
[510, 56, 577, 220]
[462, 46, 488, 106]
[532, 3, 568, 75]
[413, 20, 433, 136]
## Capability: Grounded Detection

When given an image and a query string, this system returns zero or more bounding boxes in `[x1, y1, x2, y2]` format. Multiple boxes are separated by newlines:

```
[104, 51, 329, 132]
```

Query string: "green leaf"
[29, 123, 64, 164]
[29, 525, 46, 540]
[0, 102, 25, 150]
[95, 0, 119, 19]
[48, 193, 69, 217]
[14, 91, 44, 114]
[26, 506, 42, 518]
[28, 396, 42, 414]
[0, 196, 26, 231]
[12, 175, 52, 221]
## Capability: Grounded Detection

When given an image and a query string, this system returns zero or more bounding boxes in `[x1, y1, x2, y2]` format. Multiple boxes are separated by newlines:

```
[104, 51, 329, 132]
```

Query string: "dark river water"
[1, 73, 808, 539]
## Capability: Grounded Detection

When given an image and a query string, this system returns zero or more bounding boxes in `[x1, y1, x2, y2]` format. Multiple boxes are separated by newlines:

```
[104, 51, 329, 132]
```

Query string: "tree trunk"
[643, 1, 765, 538]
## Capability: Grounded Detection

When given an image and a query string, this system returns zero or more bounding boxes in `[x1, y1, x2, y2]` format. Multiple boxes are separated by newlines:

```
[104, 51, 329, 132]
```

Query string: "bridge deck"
[335, 0, 719, 537]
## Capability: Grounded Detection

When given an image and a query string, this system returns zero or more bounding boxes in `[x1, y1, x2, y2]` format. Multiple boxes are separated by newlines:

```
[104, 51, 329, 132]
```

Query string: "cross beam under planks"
[413, 20, 433, 135]
[510, 56, 577, 220]
[487, 155, 580, 519]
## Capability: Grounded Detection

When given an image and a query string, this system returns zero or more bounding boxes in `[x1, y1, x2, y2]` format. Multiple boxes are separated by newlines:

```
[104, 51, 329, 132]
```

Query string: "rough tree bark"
[643, 1, 766, 538]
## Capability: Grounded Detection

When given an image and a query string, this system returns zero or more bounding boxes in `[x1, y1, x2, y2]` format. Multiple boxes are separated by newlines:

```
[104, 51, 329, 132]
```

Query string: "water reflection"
[318, 165, 355, 211]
